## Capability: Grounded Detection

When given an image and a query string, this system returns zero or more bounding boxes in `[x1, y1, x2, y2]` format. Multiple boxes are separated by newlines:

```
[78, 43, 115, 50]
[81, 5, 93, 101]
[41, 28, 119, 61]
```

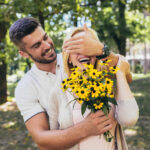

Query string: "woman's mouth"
[79, 58, 90, 64]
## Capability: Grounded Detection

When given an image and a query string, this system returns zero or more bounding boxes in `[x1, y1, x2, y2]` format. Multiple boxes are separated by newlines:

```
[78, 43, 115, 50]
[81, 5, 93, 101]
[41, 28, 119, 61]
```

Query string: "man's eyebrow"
[30, 33, 47, 49]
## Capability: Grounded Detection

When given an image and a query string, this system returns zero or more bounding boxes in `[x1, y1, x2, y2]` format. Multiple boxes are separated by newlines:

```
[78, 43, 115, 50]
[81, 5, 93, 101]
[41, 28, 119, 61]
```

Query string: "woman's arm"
[115, 56, 139, 127]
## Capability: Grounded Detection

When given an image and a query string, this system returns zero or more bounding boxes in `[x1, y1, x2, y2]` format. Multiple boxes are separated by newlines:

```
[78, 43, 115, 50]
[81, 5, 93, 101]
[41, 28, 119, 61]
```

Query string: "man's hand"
[25, 110, 113, 150]
[82, 110, 113, 136]
[63, 24, 104, 56]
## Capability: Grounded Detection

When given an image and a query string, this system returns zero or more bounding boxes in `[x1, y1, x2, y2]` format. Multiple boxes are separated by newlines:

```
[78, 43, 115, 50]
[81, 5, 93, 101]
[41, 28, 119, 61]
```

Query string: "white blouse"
[48, 81, 139, 150]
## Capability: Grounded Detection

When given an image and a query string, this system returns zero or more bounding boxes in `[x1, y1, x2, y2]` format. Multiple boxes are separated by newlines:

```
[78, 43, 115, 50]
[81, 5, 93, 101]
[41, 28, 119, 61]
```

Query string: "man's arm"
[26, 111, 113, 150]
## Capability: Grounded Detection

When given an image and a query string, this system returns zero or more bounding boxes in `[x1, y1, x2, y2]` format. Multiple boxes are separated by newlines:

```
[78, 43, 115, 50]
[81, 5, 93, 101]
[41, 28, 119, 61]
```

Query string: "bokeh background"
[0, 0, 150, 149]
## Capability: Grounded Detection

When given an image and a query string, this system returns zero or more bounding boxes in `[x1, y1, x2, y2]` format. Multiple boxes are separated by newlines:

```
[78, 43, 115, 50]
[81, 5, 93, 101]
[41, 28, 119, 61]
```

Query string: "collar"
[30, 53, 62, 78]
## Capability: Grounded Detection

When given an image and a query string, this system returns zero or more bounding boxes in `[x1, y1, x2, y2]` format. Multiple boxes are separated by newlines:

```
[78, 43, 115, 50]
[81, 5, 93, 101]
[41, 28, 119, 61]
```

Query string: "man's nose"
[42, 40, 50, 49]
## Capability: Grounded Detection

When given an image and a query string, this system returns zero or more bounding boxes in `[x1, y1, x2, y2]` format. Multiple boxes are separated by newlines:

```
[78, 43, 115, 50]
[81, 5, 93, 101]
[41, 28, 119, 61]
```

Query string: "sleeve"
[115, 98, 139, 127]
[15, 77, 45, 122]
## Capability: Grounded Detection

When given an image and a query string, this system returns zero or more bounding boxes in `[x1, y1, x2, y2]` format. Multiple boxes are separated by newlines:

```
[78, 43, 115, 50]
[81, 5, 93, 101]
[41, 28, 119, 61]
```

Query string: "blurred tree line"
[0, 0, 150, 104]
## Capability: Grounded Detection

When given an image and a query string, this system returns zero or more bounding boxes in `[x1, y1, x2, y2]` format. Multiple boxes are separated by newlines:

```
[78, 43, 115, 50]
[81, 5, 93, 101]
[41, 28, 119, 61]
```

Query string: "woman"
[48, 27, 139, 150]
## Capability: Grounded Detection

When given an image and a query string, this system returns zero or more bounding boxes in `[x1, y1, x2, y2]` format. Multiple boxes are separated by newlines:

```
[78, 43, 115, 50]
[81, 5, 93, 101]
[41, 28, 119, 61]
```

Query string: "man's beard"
[26, 45, 57, 64]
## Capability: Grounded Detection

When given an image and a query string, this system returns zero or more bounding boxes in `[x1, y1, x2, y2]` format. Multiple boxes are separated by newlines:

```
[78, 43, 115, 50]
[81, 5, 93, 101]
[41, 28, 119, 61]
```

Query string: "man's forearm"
[26, 111, 113, 150]
[31, 120, 89, 150]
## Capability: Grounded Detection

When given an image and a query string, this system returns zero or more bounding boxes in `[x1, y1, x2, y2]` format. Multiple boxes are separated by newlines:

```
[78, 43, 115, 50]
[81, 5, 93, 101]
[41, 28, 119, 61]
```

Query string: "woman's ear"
[68, 60, 72, 64]
[68, 57, 72, 65]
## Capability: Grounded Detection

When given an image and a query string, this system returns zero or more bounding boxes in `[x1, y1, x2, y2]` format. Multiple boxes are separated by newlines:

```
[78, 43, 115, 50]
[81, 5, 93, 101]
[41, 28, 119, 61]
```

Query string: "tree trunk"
[117, 0, 127, 56]
[144, 42, 147, 74]
[112, 34, 126, 56]
[38, 10, 45, 29]
[0, 60, 7, 104]
[117, 37, 126, 56]
[112, 0, 127, 56]
[0, 22, 8, 104]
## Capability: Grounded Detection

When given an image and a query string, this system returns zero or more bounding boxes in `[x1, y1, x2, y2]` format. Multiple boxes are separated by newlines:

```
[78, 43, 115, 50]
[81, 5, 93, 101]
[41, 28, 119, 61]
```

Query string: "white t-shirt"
[15, 53, 65, 122]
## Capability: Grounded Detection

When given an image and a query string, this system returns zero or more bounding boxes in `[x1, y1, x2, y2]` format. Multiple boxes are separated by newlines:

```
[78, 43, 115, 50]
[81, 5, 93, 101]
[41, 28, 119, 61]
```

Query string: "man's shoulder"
[15, 70, 35, 93]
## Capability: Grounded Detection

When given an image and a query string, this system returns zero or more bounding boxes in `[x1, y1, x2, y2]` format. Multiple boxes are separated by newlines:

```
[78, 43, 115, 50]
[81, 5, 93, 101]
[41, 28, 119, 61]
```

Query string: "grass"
[0, 73, 149, 150]
[125, 73, 150, 150]
[0, 102, 38, 150]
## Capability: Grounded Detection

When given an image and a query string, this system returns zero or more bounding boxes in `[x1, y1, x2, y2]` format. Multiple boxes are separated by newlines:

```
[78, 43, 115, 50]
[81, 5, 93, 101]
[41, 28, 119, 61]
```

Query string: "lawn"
[0, 73, 150, 150]
[125, 73, 150, 150]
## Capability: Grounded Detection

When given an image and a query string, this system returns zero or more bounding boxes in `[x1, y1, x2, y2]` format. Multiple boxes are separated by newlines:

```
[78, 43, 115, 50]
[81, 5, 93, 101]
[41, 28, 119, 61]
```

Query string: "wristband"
[96, 44, 110, 59]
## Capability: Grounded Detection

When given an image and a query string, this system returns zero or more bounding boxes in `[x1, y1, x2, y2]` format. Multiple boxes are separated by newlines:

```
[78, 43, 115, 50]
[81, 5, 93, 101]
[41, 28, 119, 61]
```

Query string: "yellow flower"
[89, 69, 99, 79]
[109, 94, 114, 98]
[91, 89, 100, 98]
[93, 102, 104, 109]
[99, 59, 111, 66]
[70, 70, 81, 79]
[99, 84, 106, 92]
[105, 78, 113, 86]
[77, 98, 83, 104]
[76, 87, 90, 99]
[100, 92, 106, 97]
[109, 66, 119, 74]
[87, 84, 99, 98]
[83, 63, 94, 69]
[61, 79, 70, 91]
[70, 84, 78, 92]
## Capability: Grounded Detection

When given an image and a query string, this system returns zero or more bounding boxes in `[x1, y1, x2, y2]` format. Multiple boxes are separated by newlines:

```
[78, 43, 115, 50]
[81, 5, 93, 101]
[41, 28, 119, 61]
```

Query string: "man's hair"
[9, 17, 41, 50]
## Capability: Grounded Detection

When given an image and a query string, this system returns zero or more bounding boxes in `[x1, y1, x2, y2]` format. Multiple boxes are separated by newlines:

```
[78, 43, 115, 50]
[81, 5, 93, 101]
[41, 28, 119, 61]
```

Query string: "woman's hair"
[63, 27, 103, 76]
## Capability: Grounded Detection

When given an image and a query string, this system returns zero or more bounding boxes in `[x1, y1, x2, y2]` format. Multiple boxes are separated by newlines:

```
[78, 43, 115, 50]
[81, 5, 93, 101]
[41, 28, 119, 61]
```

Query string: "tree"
[0, 0, 78, 103]
[0, 0, 17, 104]
[74, 0, 150, 55]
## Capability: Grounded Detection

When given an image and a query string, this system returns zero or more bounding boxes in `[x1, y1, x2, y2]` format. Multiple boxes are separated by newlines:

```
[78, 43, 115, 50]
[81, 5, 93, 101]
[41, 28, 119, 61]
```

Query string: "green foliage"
[0, 0, 150, 103]
[81, 101, 87, 115]
[126, 11, 150, 43]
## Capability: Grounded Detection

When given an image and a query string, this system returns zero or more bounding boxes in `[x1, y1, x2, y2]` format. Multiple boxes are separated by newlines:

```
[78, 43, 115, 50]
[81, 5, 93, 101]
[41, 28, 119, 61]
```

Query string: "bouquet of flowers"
[61, 59, 119, 142]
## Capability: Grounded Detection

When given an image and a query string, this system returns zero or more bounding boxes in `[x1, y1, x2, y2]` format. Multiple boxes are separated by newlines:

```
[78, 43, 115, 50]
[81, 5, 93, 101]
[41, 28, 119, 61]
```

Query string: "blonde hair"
[63, 27, 104, 76]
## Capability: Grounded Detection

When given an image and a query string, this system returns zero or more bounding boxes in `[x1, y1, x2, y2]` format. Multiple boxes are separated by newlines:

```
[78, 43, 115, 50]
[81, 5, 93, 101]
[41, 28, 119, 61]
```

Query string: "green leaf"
[81, 102, 87, 116]
[107, 72, 113, 76]
[113, 79, 117, 88]
[108, 98, 117, 105]
[66, 99, 76, 108]
[102, 105, 109, 116]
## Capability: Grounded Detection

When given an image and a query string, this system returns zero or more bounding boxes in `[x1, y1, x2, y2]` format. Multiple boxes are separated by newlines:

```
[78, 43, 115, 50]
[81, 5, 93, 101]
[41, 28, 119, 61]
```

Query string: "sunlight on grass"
[7, 97, 15, 102]
[0, 101, 17, 112]
[2, 121, 16, 128]
[124, 128, 137, 136]
[133, 92, 143, 97]
[132, 73, 150, 80]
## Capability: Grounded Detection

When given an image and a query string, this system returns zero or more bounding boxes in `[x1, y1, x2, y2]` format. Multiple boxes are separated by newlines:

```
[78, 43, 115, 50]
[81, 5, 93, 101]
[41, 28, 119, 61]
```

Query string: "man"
[9, 17, 118, 150]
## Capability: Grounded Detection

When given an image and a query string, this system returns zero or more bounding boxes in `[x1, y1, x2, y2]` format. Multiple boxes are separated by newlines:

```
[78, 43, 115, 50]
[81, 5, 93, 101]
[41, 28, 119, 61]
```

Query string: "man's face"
[21, 26, 56, 64]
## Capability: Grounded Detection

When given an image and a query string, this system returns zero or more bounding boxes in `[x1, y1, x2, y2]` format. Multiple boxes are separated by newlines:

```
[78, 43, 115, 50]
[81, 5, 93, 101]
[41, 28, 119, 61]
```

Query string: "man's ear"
[19, 50, 29, 58]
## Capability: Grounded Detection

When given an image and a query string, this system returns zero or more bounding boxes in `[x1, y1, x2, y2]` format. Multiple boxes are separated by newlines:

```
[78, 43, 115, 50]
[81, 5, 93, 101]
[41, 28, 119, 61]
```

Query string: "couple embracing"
[9, 17, 139, 150]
